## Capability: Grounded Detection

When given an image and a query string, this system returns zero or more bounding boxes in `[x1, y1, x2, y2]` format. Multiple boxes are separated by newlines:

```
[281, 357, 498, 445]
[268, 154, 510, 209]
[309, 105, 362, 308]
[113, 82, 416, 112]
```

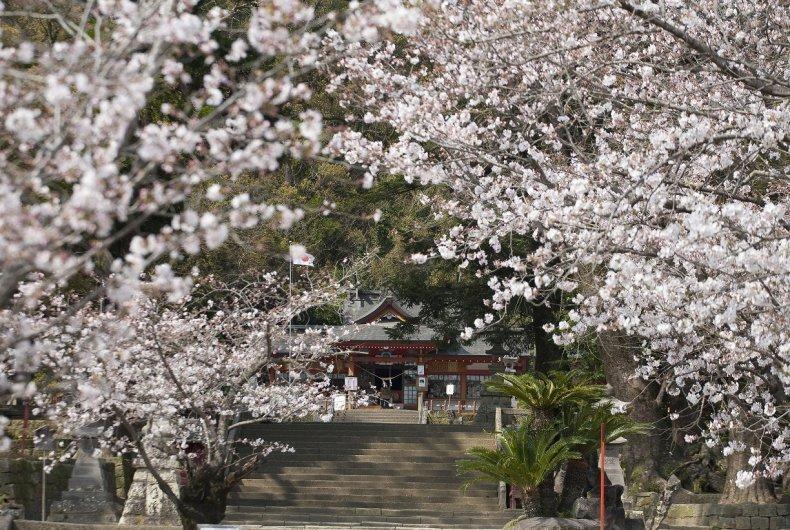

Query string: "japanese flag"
[289, 244, 315, 267]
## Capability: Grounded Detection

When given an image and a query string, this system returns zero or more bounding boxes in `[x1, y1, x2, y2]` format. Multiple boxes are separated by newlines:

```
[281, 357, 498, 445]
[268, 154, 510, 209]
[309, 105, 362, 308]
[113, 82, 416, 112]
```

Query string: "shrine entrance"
[359, 363, 405, 407]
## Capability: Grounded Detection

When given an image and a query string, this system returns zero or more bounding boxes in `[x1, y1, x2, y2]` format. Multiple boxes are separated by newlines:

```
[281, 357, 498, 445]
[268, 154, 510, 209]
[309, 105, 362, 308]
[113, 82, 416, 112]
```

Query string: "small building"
[324, 290, 529, 411]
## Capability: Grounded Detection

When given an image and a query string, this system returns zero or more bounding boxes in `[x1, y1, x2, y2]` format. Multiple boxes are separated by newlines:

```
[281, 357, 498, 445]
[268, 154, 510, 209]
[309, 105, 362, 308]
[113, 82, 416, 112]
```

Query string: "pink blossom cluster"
[327, 0, 789, 480]
[0, 1, 416, 413]
[29, 273, 346, 474]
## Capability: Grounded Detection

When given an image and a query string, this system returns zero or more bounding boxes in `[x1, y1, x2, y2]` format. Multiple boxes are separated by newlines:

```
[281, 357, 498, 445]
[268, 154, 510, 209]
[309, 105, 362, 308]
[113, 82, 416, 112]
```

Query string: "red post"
[600, 423, 606, 530]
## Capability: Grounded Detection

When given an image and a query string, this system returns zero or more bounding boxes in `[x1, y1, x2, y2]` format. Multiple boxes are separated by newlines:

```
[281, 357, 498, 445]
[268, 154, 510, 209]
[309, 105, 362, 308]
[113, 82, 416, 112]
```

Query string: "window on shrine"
[465, 375, 492, 399]
[403, 368, 417, 405]
[427, 374, 459, 398]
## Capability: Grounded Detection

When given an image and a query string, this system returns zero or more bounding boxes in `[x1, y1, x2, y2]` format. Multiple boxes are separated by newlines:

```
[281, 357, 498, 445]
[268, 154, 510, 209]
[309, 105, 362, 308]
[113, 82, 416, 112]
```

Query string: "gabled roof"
[333, 322, 436, 342]
[343, 290, 419, 324]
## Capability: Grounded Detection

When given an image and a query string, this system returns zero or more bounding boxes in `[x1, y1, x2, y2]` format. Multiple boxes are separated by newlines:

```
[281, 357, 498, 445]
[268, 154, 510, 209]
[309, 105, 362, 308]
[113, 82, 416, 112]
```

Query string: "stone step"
[334, 419, 420, 424]
[227, 496, 499, 509]
[335, 414, 419, 419]
[223, 512, 513, 528]
[243, 423, 484, 433]
[245, 440, 490, 450]
[233, 485, 495, 498]
[253, 441, 488, 450]
[661, 503, 714, 528]
[664, 503, 714, 518]
[227, 422, 502, 526]
[670, 491, 722, 504]
[223, 519, 507, 530]
[265, 451, 464, 460]
[250, 461, 468, 473]
[226, 506, 511, 517]
[335, 410, 419, 418]
[262, 442, 479, 451]
[239, 477, 489, 489]
[245, 431, 491, 440]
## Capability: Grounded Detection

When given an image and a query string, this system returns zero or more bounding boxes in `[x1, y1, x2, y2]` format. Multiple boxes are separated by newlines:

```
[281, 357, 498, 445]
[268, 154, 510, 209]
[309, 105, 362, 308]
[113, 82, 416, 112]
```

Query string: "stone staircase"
[333, 408, 420, 424]
[223, 422, 520, 528]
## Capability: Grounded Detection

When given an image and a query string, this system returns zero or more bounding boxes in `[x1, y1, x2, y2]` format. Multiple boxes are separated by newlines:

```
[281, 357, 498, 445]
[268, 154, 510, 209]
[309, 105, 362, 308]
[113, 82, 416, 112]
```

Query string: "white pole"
[289, 251, 292, 355]
[41, 458, 46, 521]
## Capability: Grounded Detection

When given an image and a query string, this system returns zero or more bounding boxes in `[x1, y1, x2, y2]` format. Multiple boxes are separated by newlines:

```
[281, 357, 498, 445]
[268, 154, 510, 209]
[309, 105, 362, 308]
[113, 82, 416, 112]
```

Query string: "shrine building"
[323, 290, 528, 411]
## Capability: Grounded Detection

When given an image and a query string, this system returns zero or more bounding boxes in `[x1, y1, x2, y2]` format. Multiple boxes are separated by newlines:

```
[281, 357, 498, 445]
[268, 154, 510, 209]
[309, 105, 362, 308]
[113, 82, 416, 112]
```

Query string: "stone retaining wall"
[15, 521, 177, 530]
[0, 457, 123, 521]
[0, 459, 73, 520]
[707, 503, 790, 530]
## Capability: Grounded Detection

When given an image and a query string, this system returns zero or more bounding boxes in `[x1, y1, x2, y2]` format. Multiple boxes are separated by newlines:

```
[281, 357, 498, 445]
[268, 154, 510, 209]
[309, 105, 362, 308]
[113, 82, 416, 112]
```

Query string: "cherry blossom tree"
[327, 0, 788, 500]
[0, 0, 418, 401]
[30, 271, 350, 528]
[0, 0, 417, 525]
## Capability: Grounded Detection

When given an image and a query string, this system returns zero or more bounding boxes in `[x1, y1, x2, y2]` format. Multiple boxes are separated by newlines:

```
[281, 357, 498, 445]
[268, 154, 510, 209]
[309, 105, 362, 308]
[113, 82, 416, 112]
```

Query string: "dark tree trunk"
[522, 487, 542, 517]
[538, 474, 558, 516]
[533, 294, 563, 374]
[721, 427, 777, 504]
[178, 473, 230, 530]
[597, 329, 672, 489]
[575, 267, 672, 488]
[558, 458, 589, 512]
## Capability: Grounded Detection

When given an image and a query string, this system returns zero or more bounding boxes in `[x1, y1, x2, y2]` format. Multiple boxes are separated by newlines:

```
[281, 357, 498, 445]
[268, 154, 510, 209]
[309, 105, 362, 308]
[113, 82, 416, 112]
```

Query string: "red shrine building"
[323, 290, 528, 411]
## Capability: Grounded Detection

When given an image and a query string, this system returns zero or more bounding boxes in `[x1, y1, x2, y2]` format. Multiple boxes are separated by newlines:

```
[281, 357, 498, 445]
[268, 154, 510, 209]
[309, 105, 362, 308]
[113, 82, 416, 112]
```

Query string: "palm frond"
[485, 372, 606, 414]
[457, 423, 579, 492]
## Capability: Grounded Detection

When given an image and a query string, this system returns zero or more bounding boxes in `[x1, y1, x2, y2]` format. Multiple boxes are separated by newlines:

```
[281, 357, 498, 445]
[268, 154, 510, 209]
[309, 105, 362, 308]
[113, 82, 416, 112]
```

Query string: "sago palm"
[555, 402, 651, 511]
[457, 423, 580, 516]
[485, 370, 605, 425]
[559, 401, 650, 452]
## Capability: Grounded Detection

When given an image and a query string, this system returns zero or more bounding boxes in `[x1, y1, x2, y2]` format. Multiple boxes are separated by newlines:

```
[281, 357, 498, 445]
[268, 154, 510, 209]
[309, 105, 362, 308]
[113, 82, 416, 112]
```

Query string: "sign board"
[344, 376, 358, 391]
[417, 365, 425, 376]
[446, 383, 455, 396]
[417, 376, 427, 389]
[332, 394, 347, 411]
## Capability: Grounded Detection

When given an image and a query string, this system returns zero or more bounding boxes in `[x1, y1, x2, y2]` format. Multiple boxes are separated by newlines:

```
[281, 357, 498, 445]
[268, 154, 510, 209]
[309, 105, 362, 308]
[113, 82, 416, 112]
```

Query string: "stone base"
[504, 516, 599, 530]
[46, 450, 120, 524]
[119, 468, 181, 526]
[47, 491, 119, 523]
[570, 490, 626, 530]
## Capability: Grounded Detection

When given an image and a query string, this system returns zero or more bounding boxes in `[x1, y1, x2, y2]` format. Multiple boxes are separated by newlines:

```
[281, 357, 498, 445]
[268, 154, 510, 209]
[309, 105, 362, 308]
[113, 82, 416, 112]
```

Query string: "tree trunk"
[178, 474, 230, 530]
[573, 266, 673, 489]
[533, 294, 563, 374]
[720, 427, 777, 504]
[597, 329, 672, 489]
[558, 458, 589, 513]
[538, 474, 558, 516]
[522, 487, 541, 517]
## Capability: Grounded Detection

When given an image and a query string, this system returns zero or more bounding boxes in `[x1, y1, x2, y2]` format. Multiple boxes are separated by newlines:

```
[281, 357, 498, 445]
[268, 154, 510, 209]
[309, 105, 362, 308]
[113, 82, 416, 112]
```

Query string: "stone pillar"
[119, 463, 181, 526]
[473, 364, 511, 429]
[605, 437, 628, 493]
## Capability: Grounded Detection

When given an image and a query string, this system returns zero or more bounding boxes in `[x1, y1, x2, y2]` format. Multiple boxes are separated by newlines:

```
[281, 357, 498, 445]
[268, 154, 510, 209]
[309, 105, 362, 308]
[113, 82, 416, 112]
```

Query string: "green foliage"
[558, 402, 650, 455]
[485, 370, 605, 415]
[457, 423, 580, 494]
[486, 370, 649, 458]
